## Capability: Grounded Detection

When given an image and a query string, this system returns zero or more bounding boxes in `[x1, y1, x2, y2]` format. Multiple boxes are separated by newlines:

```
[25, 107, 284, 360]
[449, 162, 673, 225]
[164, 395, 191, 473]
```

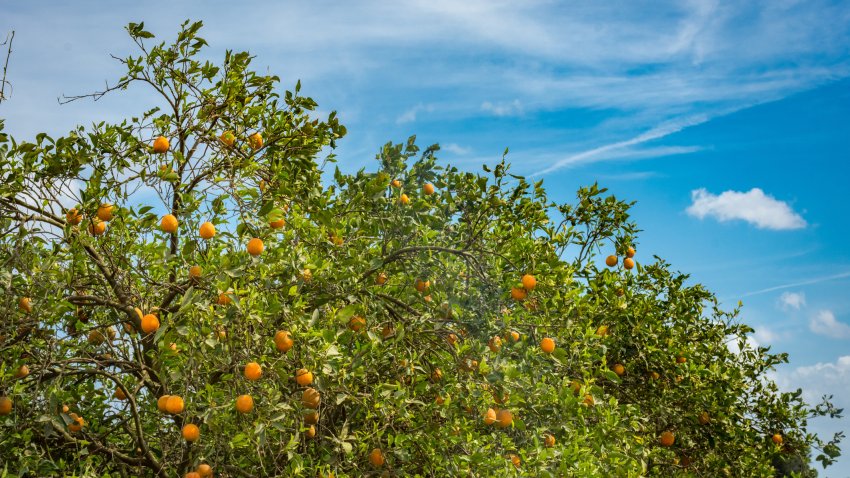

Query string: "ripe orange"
[244, 362, 262, 381]
[650, 371, 660, 380]
[510, 287, 527, 301]
[274, 330, 294, 352]
[583, 394, 594, 406]
[153, 136, 170, 153]
[236, 394, 254, 413]
[626, 246, 636, 258]
[182, 423, 200, 442]
[540, 337, 555, 354]
[612, 363, 625, 376]
[169, 342, 178, 353]
[15, 365, 29, 379]
[676, 355, 687, 364]
[509, 330, 520, 342]
[296, 368, 313, 386]
[488, 336, 502, 352]
[659, 431, 675, 447]
[510, 454, 521, 468]
[247, 238, 264, 256]
[306, 424, 317, 438]
[0, 396, 12, 415]
[68, 414, 85, 432]
[66, 208, 83, 225]
[423, 183, 435, 195]
[185, 472, 200, 478]
[605, 255, 618, 267]
[304, 411, 319, 424]
[391, 179, 401, 188]
[189, 265, 202, 278]
[399, 193, 410, 205]
[483, 408, 497, 425]
[521, 274, 537, 290]
[161, 214, 178, 233]
[18, 297, 32, 314]
[157, 395, 170, 412]
[772, 433, 783, 445]
[698, 411, 710, 425]
[301, 268, 313, 282]
[114, 388, 127, 400]
[270, 218, 286, 229]
[199, 221, 215, 239]
[623, 257, 635, 270]
[596, 325, 609, 336]
[496, 409, 513, 428]
[375, 272, 388, 285]
[447, 333, 458, 345]
[141, 314, 160, 334]
[302, 388, 321, 409]
[196, 464, 213, 477]
[61, 404, 69, 413]
[570, 380, 581, 395]
[435, 395, 445, 405]
[166, 395, 185, 414]
[544, 433, 555, 447]
[368, 448, 385, 467]
[348, 316, 366, 332]
[248, 132, 263, 149]
[89, 219, 106, 236]
[97, 204, 114, 221]
[217, 291, 232, 306]
[415, 279, 430, 292]
[219, 130, 236, 147]
[431, 368, 443, 381]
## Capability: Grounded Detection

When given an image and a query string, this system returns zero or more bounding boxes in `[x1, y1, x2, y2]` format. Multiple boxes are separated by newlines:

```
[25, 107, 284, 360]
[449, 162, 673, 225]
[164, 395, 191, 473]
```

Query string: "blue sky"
[3, 0, 850, 474]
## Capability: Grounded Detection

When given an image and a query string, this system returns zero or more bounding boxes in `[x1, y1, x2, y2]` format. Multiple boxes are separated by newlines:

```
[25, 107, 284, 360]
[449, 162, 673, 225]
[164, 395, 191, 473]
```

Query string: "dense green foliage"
[0, 21, 842, 477]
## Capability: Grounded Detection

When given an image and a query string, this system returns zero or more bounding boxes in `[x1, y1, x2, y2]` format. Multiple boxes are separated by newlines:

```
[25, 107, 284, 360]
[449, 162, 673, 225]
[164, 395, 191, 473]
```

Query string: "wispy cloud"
[481, 99, 523, 117]
[686, 188, 807, 230]
[739, 271, 850, 298]
[396, 103, 434, 124]
[442, 143, 472, 155]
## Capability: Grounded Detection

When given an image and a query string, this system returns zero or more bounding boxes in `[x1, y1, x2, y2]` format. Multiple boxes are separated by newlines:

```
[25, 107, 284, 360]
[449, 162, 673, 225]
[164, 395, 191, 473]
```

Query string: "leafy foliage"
[0, 21, 842, 477]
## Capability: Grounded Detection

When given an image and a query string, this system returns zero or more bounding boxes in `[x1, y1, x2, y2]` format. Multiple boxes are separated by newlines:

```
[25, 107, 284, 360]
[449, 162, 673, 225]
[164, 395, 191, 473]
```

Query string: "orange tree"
[0, 21, 843, 477]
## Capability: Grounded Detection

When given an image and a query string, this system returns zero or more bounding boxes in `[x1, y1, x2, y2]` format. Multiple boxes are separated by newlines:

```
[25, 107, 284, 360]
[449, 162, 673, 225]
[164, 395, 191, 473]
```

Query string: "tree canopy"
[0, 20, 843, 477]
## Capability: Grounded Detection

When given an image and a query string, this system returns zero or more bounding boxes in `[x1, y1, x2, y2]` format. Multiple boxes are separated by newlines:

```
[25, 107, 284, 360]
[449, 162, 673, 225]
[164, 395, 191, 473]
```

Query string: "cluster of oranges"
[392, 178, 436, 206]
[606, 246, 636, 270]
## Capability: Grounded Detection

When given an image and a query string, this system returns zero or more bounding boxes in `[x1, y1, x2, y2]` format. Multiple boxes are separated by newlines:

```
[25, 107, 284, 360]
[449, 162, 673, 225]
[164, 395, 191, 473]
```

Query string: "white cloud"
[442, 143, 472, 155]
[809, 310, 850, 339]
[686, 188, 807, 230]
[396, 103, 434, 124]
[480, 99, 523, 117]
[779, 291, 806, 311]
[753, 326, 781, 345]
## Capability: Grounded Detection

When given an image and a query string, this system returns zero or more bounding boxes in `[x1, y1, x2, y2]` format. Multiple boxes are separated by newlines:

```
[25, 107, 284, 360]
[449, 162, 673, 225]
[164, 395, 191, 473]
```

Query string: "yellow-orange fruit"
[348, 316, 366, 332]
[521, 274, 537, 290]
[247, 238, 264, 256]
[605, 255, 618, 267]
[540, 337, 555, 354]
[305, 424, 316, 438]
[368, 448, 385, 467]
[296, 368, 313, 386]
[189, 265, 202, 278]
[97, 204, 114, 221]
[399, 194, 410, 205]
[496, 409, 513, 428]
[510, 454, 521, 468]
[141, 314, 160, 334]
[488, 336, 502, 353]
[165, 395, 184, 414]
[196, 464, 213, 477]
[248, 132, 263, 149]
[0, 396, 12, 415]
[676, 355, 687, 364]
[182, 423, 200, 442]
[15, 365, 29, 379]
[544, 433, 555, 447]
[423, 183, 435, 195]
[89, 219, 106, 236]
[612, 363, 625, 376]
[415, 279, 430, 292]
[160, 214, 178, 233]
[447, 333, 458, 346]
[304, 411, 319, 425]
[302, 388, 321, 409]
[199, 222, 215, 239]
[219, 130, 236, 147]
[217, 291, 232, 306]
[391, 179, 401, 188]
[244, 362, 262, 381]
[68, 414, 85, 432]
[596, 325, 609, 336]
[274, 330, 294, 352]
[236, 394, 254, 413]
[152, 136, 170, 154]
[659, 431, 675, 447]
[66, 208, 83, 225]
[157, 395, 171, 412]
[698, 411, 710, 425]
[510, 287, 527, 301]
[18, 297, 32, 314]
[185, 472, 200, 478]
[270, 218, 286, 229]
[483, 408, 497, 425]
[772, 433, 783, 445]
[623, 257, 635, 270]
[375, 272, 388, 285]
[626, 246, 636, 258]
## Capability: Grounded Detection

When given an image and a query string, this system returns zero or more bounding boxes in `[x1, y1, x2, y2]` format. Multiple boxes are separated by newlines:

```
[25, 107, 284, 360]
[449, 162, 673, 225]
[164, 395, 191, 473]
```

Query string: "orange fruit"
[623, 257, 635, 270]
[161, 214, 178, 233]
[248, 132, 263, 149]
[772, 433, 783, 445]
[62, 404, 70, 413]
[68, 414, 85, 432]
[0, 396, 12, 415]
[244, 362, 262, 381]
[399, 193, 410, 205]
[301, 268, 313, 282]
[199, 221, 215, 239]
[423, 183, 435, 195]
[259, 179, 267, 192]
[698, 411, 710, 425]
[348, 316, 366, 332]
[659, 431, 675, 447]
[182, 423, 200, 442]
[296, 368, 313, 386]
[544, 433, 555, 447]
[302, 388, 321, 409]
[368, 448, 385, 467]
[510, 454, 521, 468]
[483, 408, 497, 425]
[540, 337, 555, 354]
[676, 356, 687, 364]
[508, 330, 520, 342]
[157, 395, 171, 412]
[375, 272, 388, 285]
[570, 380, 581, 395]
[521, 274, 536, 290]
[391, 179, 401, 188]
[189, 265, 202, 278]
[414, 279, 430, 292]
[141, 314, 160, 334]
[185, 473, 200, 478]
[18, 297, 32, 314]
[435, 395, 445, 405]
[431, 368, 443, 381]
[114, 388, 127, 400]
[217, 291, 232, 306]
[89, 219, 106, 236]
[488, 336, 502, 352]
[274, 330, 294, 352]
[447, 333, 458, 345]
[612, 363, 625, 376]
[153, 136, 170, 153]
[305, 424, 317, 438]
[510, 287, 527, 301]
[219, 130, 236, 147]
[596, 325, 609, 336]
[166, 395, 185, 414]
[97, 204, 114, 221]
[605, 255, 618, 267]
[496, 409, 513, 428]
[270, 218, 286, 229]
[304, 411, 319, 424]
[583, 394, 594, 406]
[15, 365, 29, 379]
[66, 208, 83, 225]
[169, 342, 178, 353]
[247, 237, 264, 256]
[650, 371, 660, 380]
[626, 246, 636, 258]
[196, 464, 213, 477]
[235, 394, 254, 413]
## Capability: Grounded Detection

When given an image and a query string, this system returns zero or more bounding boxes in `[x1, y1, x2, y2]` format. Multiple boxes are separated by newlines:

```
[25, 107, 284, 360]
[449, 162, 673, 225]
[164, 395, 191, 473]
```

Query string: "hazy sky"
[2, 1, 850, 474]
